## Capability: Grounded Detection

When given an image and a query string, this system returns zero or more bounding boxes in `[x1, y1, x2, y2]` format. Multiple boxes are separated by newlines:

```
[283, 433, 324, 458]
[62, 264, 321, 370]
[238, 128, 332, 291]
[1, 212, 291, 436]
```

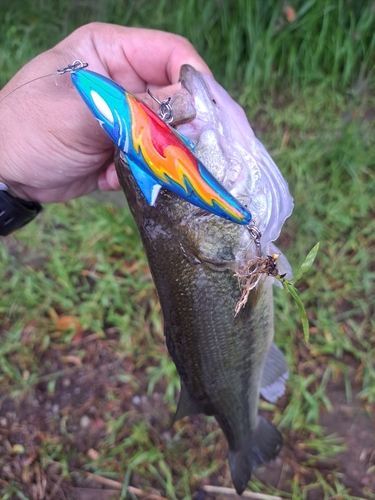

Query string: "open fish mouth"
[171, 65, 294, 249]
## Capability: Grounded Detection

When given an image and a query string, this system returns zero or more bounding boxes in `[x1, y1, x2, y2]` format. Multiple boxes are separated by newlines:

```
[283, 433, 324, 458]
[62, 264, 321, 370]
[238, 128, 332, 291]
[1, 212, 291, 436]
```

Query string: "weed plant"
[0, 0, 374, 91]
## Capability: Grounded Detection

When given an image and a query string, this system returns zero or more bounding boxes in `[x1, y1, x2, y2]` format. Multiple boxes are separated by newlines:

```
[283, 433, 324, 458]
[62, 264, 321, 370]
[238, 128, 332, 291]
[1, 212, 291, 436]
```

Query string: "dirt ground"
[0, 330, 374, 500]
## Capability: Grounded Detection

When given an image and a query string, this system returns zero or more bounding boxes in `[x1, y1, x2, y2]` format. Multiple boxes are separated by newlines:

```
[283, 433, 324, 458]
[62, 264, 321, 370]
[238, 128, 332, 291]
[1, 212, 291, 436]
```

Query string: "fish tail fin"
[228, 417, 282, 495]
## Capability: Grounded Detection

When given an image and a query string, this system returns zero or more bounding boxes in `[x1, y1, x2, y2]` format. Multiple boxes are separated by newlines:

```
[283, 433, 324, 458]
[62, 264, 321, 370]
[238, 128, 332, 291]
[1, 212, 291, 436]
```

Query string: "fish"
[70, 69, 251, 225]
[113, 65, 294, 495]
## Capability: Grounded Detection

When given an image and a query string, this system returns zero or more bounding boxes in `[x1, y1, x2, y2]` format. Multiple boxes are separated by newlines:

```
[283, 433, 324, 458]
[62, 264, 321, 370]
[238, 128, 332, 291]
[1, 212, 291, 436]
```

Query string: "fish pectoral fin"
[228, 417, 283, 495]
[172, 382, 202, 422]
[126, 156, 162, 206]
[260, 343, 289, 403]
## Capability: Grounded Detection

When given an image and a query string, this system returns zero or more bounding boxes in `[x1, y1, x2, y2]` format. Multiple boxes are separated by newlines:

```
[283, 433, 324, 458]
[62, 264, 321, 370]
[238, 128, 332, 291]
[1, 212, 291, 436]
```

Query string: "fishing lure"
[70, 67, 252, 225]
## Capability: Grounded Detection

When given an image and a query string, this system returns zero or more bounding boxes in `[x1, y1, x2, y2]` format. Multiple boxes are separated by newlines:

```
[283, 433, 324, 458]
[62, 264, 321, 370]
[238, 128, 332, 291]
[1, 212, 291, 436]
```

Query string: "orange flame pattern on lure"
[127, 94, 249, 224]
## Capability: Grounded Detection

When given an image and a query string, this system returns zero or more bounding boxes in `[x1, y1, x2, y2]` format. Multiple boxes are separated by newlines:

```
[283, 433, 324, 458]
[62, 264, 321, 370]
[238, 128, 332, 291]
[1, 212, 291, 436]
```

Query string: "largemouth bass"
[115, 66, 293, 495]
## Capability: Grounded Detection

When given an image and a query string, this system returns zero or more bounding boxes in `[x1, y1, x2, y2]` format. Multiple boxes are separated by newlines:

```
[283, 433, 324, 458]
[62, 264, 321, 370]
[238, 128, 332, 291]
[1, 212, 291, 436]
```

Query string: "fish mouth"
[175, 64, 294, 246]
[175, 66, 250, 208]
[178, 65, 218, 117]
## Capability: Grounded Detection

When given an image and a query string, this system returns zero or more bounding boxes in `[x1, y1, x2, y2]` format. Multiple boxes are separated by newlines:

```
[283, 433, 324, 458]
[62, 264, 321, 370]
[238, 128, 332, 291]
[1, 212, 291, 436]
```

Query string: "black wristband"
[0, 190, 43, 236]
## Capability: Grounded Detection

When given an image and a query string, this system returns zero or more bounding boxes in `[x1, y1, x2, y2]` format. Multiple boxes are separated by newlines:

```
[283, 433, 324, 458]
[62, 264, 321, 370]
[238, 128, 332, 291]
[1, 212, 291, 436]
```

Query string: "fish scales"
[114, 64, 293, 495]
[116, 154, 278, 493]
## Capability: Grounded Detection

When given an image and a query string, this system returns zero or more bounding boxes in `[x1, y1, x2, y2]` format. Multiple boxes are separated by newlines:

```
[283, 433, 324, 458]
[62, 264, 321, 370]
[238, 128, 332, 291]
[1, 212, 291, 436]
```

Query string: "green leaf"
[277, 243, 319, 343]
[287, 284, 310, 342]
[290, 242, 320, 285]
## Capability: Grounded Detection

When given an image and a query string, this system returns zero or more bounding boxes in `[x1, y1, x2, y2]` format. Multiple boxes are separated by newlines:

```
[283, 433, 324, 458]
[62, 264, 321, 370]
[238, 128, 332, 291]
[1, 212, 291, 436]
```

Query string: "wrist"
[0, 177, 33, 202]
[0, 146, 35, 202]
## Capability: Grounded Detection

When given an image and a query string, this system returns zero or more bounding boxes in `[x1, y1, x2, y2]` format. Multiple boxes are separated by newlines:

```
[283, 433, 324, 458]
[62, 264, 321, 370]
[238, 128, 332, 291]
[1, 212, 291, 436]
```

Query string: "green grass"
[1, 1, 375, 499]
[0, 0, 374, 90]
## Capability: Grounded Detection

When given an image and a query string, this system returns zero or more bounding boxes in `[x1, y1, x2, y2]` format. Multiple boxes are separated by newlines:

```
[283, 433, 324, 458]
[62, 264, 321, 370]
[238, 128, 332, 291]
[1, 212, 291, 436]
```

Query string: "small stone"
[62, 378, 71, 388]
[88, 406, 97, 416]
[12, 444, 25, 454]
[87, 448, 100, 461]
[132, 395, 141, 405]
[359, 449, 368, 462]
[80, 415, 91, 429]
[52, 404, 59, 414]
[162, 431, 171, 441]
[0, 418, 7, 427]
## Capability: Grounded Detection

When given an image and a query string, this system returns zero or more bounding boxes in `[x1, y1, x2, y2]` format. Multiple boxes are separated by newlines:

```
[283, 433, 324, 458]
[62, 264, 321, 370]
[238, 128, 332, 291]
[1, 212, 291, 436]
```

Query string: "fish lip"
[178, 64, 197, 87]
[179, 64, 214, 106]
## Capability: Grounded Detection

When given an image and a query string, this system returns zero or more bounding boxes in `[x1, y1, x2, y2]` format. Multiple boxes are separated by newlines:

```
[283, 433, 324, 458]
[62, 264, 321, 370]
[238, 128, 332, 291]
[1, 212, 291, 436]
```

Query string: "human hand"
[0, 23, 211, 203]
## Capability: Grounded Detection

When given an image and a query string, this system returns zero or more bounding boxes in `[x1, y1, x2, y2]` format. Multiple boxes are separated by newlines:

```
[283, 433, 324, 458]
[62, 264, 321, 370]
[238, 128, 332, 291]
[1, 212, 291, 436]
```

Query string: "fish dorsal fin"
[173, 382, 202, 422]
[124, 154, 162, 206]
[260, 343, 289, 403]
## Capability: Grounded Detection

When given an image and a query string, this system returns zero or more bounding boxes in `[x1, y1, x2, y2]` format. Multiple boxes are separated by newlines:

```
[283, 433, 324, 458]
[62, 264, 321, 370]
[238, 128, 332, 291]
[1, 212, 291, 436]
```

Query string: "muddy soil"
[0, 332, 374, 500]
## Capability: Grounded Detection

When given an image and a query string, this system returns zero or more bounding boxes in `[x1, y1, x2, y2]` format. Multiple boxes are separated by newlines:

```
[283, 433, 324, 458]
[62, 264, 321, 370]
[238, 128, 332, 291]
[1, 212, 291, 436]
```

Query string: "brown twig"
[234, 254, 280, 316]
[43, 459, 167, 500]
[49, 475, 65, 500]
[203, 485, 283, 499]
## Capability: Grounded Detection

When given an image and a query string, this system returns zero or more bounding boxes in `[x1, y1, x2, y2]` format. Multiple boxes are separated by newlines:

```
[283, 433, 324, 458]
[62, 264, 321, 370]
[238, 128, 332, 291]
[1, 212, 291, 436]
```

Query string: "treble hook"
[147, 89, 174, 124]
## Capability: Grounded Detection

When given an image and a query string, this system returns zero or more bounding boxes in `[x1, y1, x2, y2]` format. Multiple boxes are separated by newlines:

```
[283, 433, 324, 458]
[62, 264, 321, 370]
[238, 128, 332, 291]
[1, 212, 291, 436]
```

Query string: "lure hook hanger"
[147, 89, 174, 124]
[55, 60, 88, 75]
[247, 223, 262, 257]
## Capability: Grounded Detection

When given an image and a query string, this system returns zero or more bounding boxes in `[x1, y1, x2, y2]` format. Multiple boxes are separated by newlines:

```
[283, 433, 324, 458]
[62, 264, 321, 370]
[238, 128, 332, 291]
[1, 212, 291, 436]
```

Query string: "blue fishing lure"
[71, 68, 252, 225]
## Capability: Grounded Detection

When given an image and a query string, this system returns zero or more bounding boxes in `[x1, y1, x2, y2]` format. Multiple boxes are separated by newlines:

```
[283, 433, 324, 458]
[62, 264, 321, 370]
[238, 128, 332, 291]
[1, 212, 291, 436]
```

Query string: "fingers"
[98, 162, 121, 191]
[77, 23, 212, 92]
[112, 26, 211, 84]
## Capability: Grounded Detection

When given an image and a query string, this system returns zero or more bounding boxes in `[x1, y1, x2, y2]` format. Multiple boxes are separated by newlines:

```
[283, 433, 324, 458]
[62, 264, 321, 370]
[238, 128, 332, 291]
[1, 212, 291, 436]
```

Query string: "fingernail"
[98, 171, 110, 191]
[108, 166, 120, 190]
